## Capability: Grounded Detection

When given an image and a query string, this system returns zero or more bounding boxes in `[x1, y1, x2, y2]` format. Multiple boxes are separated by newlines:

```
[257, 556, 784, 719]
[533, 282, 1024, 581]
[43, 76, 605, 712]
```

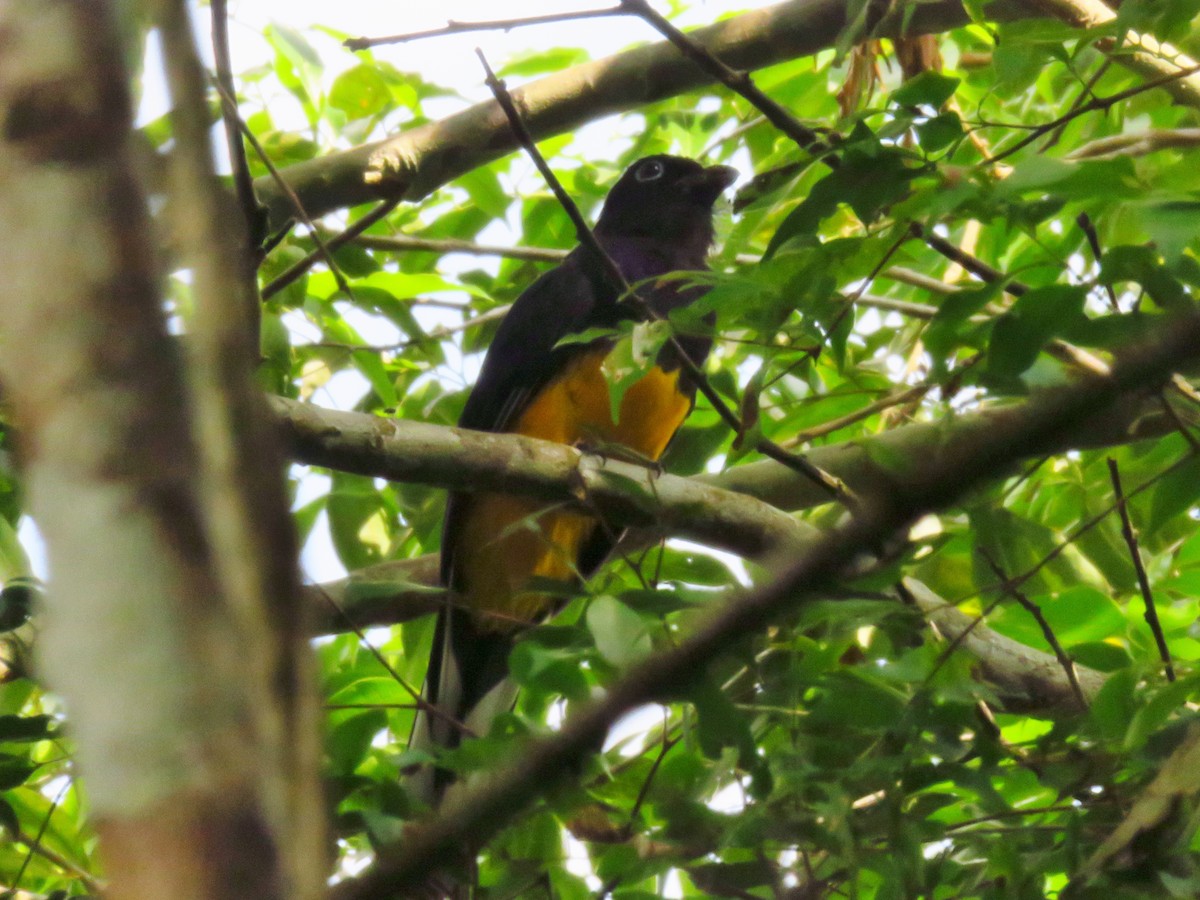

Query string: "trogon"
[414, 154, 737, 800]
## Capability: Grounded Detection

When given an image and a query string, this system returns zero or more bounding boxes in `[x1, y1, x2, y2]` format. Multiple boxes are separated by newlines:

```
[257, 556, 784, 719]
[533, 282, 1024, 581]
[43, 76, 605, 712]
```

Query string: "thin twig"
[476, 49, 853, 506]
[312, 584, 470, 735]
[13, 824, 102, 891]
[909, 222, 1023, 296]
[210, 0, 263, 253]
[11, 778, 73, 893]
[619, 0, 832, 160]
[213, 81, 354, 300]
[986, 61, 1200, 165]
[1075, 211, 1119, 312]
[260, 197, 400, 299]
[980, 551, 1088, 711]
[345, 6, 627, 50]
[1040, 59, 1111, 154]
[628, 718, 676, 825]
[782, 384, 930, 447]
[994, 451, 1195, 599]
[1107, 457, 1175, 682]
[1068, 127, 1200, 161]
[1158, 391, 1200, 452]
[799, 226, 913, 370]
[353, 233, 567, 263]
[301, 304, 512, 354]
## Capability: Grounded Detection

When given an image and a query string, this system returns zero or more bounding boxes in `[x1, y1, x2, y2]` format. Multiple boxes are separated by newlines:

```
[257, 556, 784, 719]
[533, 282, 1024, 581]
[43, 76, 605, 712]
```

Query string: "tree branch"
[0, 2, 290, 895]
[254, 0, 1034, 228]
[330, 305, 1200, 898]
[255, 0, 1200, 234]
[279, 383, 1178, 632]
[345, 6, 628, 50]
[275, 397, 818, 563]
[153, 0, 326, 892]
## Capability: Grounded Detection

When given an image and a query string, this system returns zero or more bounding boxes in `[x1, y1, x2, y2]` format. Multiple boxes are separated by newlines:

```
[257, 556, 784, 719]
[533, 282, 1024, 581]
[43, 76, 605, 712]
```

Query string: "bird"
[411, 154, 737, 803]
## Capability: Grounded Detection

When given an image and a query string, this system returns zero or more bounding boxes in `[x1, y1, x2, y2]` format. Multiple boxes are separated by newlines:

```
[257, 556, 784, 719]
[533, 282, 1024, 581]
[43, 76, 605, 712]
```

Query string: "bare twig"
[313, 585, 468, 736]
[1158, 392, 1200, 453]
[1076, 211, 1119, 312]
[352, 233, 566, 263]
[1039, 58, 1110, 154]
[986, 62, 1200, 165]
[10, 780, 92, 893]
[1107, 457, 1175, 682]
[980, 552, 1088, 711]
[909, 222, 1022, 295]
[210, 0, 263, 252]
[345, 6, 627, 50]
[782, 384, 931, 447]
[619, 0, 833, 160]
[476, 48, 854, 506]
[260, 197, 400, 299]
[213, 81, 354, 299]
[1068, 127, 1200, 160]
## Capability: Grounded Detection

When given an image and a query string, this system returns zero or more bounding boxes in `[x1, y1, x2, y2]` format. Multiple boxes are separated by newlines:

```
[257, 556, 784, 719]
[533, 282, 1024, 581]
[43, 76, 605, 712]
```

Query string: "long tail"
[408, 603, 518, 806]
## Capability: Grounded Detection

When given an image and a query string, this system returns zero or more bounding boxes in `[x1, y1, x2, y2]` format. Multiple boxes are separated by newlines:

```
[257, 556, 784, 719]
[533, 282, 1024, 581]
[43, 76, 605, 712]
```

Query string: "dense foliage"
[6, 1, 1200, 896]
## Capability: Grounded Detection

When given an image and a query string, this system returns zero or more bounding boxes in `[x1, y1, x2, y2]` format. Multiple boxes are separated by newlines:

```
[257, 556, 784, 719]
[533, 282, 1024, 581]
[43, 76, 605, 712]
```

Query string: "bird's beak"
[681, 164, 739, 204]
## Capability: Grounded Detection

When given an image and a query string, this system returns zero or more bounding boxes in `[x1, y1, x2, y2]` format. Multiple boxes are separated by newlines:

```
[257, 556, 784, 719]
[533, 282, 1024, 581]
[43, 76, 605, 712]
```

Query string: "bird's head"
[594, 155, 737, 255]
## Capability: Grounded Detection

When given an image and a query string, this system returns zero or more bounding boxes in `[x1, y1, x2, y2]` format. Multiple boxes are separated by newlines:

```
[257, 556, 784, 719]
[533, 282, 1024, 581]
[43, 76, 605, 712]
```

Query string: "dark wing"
[440, 250, 608, 587]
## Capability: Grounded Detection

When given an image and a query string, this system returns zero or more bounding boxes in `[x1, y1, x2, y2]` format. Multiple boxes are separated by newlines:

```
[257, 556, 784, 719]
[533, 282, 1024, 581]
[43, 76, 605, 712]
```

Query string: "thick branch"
[275, 397, 817, 562]
[256, 0, 1200, 228]
[284, 386, 1174, 631]
[255, 0, 1028, 227]
[332, 305, 1200, 898]
[154, 0, 325, 893]
[0, 3, 286, 896]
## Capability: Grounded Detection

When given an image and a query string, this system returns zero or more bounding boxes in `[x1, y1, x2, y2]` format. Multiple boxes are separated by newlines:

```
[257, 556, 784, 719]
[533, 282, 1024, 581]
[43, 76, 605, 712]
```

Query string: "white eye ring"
[635, 160, 665, 182]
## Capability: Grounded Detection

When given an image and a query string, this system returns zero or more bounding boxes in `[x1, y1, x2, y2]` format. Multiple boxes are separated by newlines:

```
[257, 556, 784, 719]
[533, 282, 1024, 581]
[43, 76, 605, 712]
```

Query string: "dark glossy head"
[594, 155, 738, 251]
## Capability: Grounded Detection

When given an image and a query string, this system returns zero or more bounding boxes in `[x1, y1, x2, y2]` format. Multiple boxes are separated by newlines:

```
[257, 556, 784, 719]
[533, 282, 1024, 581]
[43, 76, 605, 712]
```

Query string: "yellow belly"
[456, 349, 691, 632]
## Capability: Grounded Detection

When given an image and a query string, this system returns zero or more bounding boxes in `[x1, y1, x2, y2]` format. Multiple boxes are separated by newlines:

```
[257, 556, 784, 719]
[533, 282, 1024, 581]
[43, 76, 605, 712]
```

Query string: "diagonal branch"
[210, 0, 264, 251]
[329, 305, 1200, 899]
[980, 552, 1089, 711]
[280, 384, 1181, 631]
[345, 6, 628, 50]
[1107, 457, 1175, 682]
[254, 0, 1037, 228]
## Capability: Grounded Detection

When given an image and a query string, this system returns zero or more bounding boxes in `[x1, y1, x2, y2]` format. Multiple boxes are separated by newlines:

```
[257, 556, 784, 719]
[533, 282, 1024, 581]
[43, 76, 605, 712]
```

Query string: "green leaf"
[586, 596, 652, 669]
[923, 281, 1004, 363]
[915, 112, 964, 154]
[1147, 454, 1200, 536]
[0, 715, 54, 743]
[329, 64, 391, 120]
[892, 72, 960, 108]
[0, 756, 36, 791]
[1090, 667, 1137, 742]
[0, 796, 16, 836]
[499, 47, 589, 77]
[1100, 245, 1189, 310]
[765, 138, 918, 256]
[986, 285, 1087, 380]
[457, 166, 510, 220]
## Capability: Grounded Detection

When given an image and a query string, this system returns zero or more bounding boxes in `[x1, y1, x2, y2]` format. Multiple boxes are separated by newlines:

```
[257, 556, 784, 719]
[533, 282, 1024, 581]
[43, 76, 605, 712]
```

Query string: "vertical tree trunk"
[0, 2, 319, 895]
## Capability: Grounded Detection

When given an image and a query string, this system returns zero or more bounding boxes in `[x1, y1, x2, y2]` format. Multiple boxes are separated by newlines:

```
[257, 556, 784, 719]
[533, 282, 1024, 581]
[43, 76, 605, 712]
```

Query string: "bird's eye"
[635, 160, 665, 182]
